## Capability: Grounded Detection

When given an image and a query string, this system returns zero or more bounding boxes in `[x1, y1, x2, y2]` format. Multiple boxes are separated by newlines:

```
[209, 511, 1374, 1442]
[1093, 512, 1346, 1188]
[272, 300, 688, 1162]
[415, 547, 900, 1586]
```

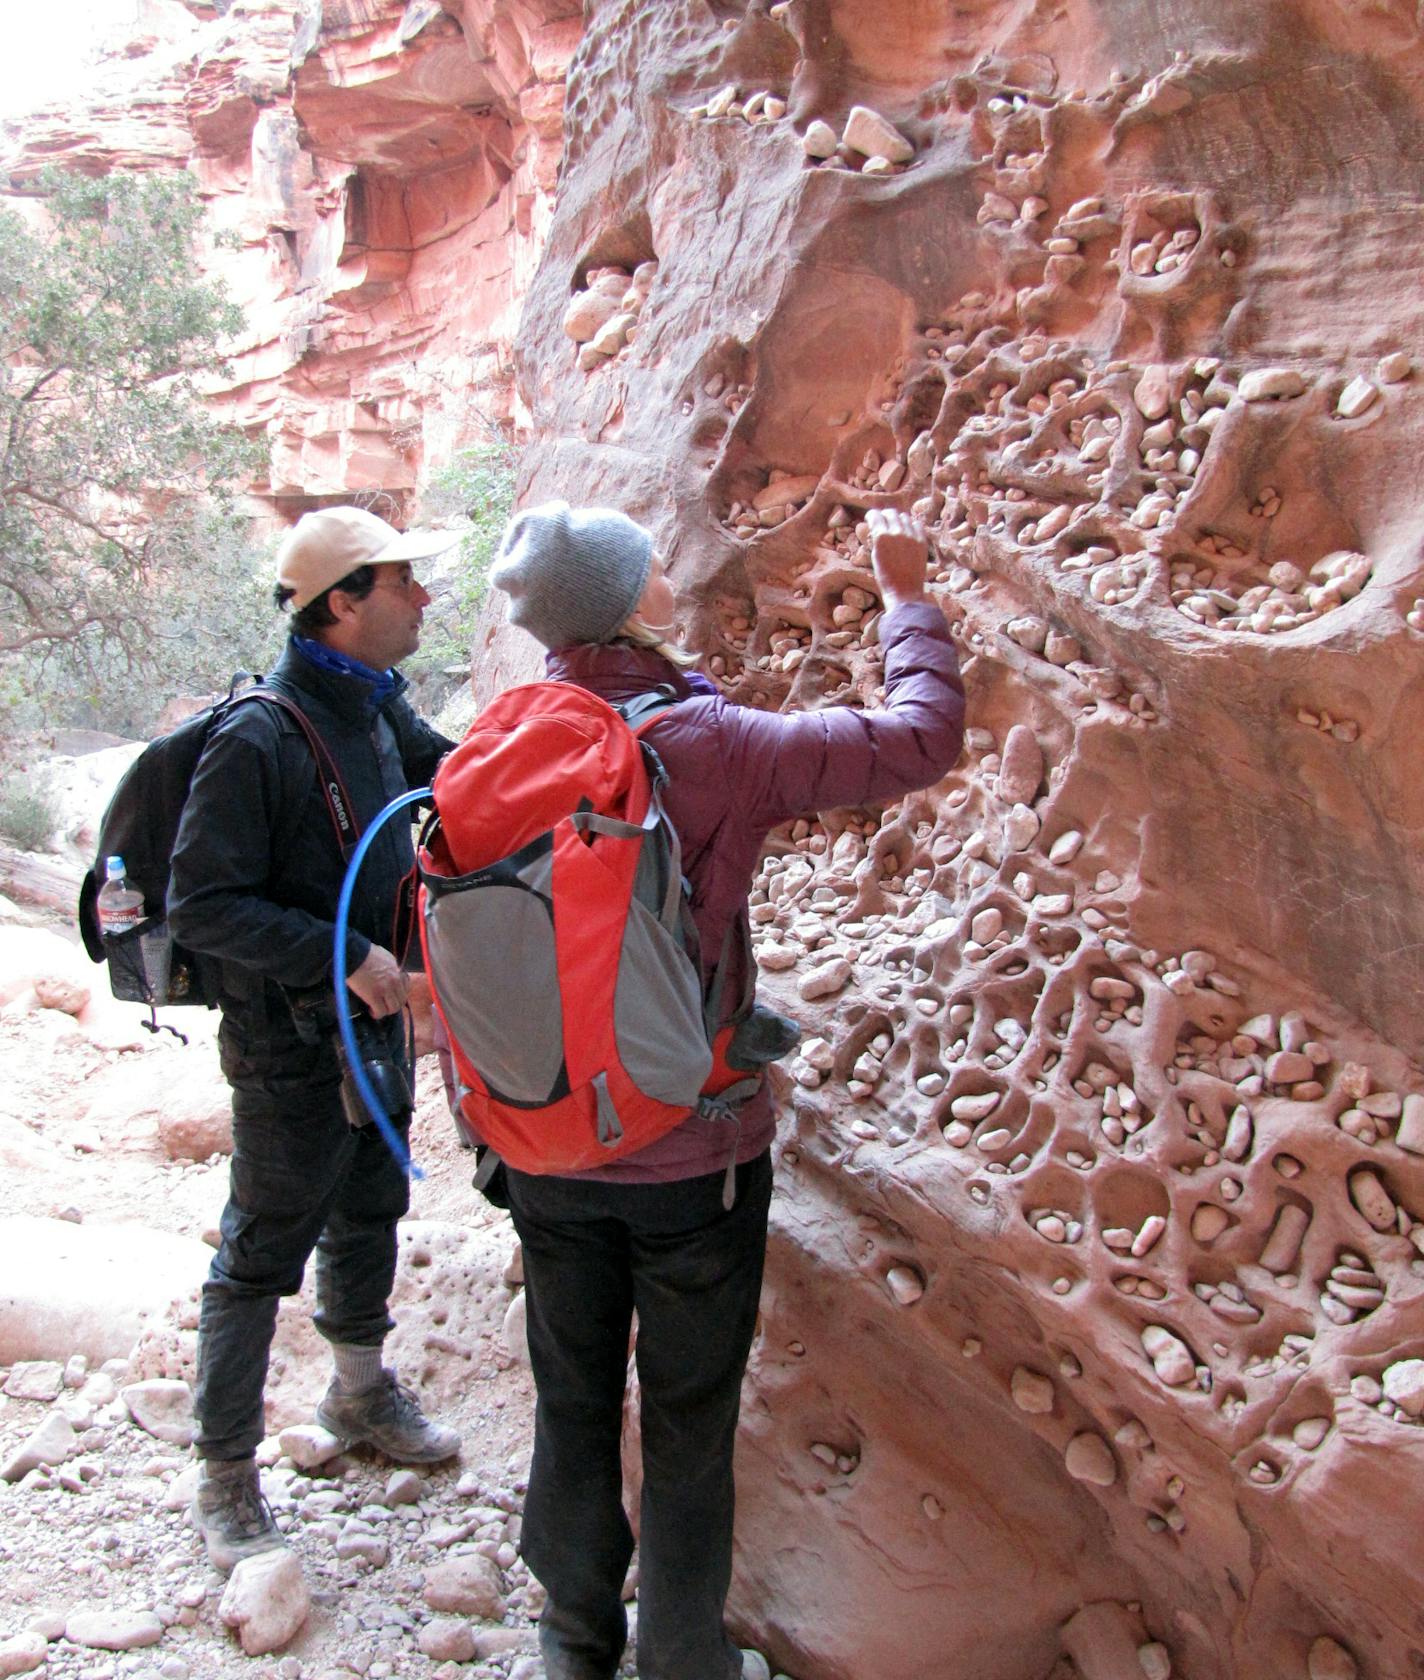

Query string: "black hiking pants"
[193, 1013, 410, 1461]
[505, 1150, 772, 1680]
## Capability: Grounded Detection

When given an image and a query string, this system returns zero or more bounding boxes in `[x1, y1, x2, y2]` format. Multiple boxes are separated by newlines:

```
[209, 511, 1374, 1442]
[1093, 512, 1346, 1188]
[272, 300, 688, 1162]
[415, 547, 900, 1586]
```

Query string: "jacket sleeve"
[390, 696, 455, 789]
[167, 713, 370, 989]
[712, 599, 965, 830]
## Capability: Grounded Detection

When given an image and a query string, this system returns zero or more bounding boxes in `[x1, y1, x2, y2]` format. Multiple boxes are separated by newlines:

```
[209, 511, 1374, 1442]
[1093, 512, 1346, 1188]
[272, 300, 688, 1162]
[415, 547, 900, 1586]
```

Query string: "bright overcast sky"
[0, 0, 131, 119]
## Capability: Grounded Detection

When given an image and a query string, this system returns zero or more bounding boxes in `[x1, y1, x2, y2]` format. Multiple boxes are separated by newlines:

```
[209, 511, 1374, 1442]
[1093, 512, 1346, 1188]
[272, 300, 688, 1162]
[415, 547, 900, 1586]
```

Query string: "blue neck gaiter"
[292, 635, 397, 709]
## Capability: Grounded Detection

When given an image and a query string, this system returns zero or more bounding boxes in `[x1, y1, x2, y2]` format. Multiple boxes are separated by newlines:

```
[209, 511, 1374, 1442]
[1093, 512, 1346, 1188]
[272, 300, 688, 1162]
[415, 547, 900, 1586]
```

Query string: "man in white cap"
[168, 506, 462, 1570]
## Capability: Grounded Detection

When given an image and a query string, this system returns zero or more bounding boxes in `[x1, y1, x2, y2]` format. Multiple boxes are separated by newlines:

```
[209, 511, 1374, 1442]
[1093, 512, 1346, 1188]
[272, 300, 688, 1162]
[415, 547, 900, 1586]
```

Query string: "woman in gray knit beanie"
[490, 499, 693, 662]
[483, 503, 966, 1680]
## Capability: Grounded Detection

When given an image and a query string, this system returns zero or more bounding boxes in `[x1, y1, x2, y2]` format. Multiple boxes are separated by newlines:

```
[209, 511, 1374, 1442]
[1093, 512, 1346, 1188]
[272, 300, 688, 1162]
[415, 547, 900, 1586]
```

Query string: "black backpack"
[77, 677, 355, 1037]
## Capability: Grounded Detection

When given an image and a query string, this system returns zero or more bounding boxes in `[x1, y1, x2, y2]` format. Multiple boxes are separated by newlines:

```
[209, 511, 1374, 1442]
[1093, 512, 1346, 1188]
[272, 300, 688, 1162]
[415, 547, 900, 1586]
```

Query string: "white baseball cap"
[276, 506, 459, 609]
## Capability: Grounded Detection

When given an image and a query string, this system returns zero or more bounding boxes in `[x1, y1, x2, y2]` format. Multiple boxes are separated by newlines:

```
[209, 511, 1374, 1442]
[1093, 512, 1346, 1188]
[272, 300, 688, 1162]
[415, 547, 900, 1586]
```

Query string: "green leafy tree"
[409, 423, 519, 686]
[0, 169, 268, 732]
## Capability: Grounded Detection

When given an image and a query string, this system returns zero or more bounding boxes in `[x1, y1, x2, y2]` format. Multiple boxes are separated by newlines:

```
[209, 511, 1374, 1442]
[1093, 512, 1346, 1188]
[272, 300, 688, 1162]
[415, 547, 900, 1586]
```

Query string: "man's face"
[340, 563, 432, 670]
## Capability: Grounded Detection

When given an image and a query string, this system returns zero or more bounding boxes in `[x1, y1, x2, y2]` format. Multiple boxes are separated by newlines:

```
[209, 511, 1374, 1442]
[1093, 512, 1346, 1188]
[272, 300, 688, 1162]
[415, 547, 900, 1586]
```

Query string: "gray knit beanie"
[490, 500, 654, 649]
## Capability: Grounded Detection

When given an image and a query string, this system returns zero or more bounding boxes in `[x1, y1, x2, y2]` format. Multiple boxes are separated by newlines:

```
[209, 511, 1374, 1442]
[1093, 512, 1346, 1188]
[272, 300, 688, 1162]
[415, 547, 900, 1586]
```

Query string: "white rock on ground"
[424, 1553, 507, 1619]
[3, 1361, 63, 1401]
[277, 1422, 345, 1469]
[64, 1607, 164, 1650]
[219, 1546, 311, 1655]
[0, 1215, 212, 1364]
[0, 1632, 47, 1678]
[1, 1409, 76, 1482]
[121, 1378, 196, 1444]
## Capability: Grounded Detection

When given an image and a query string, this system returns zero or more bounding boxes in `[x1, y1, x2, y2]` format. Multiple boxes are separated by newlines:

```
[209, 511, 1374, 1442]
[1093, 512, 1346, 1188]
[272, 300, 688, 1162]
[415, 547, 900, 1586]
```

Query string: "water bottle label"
[100, 905, 143, 936]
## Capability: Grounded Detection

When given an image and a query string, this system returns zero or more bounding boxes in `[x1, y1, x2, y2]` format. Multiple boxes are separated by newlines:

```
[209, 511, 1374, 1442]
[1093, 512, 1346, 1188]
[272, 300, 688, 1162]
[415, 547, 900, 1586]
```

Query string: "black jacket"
[167, 641, 452, 1034]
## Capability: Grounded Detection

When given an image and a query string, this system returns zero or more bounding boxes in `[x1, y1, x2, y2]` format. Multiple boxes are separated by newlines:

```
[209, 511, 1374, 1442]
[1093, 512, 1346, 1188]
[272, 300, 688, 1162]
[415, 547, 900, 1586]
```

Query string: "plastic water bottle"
[96, 855, 144, 936]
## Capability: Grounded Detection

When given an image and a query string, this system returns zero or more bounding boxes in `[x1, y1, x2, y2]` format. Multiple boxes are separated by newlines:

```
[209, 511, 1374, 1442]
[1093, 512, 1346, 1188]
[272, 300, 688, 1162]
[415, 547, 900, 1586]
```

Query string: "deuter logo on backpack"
[417, 681, 776, 1177]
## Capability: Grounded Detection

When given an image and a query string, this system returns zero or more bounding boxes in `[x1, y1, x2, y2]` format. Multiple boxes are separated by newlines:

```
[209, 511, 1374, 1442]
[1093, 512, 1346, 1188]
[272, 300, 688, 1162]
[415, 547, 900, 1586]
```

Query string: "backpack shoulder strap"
[229, 689, 361, 854]
[617, 685, 682, 735]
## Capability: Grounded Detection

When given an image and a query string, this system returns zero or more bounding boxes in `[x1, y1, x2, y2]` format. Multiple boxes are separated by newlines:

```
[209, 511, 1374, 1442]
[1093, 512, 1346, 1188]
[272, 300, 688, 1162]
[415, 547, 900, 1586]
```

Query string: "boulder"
[0, 1216, 211, 1364]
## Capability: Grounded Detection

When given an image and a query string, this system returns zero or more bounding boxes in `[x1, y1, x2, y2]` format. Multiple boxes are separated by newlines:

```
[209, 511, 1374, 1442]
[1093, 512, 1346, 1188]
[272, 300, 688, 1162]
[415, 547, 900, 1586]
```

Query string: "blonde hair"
[616, 617, 701, 668]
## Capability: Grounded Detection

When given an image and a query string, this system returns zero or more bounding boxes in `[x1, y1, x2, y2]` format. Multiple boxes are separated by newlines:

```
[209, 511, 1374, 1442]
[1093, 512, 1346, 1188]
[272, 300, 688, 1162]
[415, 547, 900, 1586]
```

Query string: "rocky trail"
[0, 917, 554, 1680]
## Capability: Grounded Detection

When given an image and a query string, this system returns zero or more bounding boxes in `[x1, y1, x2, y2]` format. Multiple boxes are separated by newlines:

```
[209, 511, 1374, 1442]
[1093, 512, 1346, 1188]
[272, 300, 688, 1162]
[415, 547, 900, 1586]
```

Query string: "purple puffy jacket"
[535, 597, 966, 1183]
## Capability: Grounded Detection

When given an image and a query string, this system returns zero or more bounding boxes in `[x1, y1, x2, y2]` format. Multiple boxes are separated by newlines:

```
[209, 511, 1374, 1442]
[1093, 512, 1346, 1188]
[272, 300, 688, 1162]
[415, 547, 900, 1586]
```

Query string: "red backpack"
[418, 681, 755, 1179]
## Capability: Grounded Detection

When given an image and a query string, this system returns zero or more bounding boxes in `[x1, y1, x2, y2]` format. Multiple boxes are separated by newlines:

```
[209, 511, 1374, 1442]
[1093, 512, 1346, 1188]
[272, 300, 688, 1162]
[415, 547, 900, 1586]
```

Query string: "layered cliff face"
[0, 0, 580, 517]
[509, 4, 1424, 1678]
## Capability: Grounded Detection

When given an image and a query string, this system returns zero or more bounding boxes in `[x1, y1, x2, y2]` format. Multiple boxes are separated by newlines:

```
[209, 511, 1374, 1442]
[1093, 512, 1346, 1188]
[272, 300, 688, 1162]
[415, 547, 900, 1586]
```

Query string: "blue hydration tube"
[333, 786, 433, 1177]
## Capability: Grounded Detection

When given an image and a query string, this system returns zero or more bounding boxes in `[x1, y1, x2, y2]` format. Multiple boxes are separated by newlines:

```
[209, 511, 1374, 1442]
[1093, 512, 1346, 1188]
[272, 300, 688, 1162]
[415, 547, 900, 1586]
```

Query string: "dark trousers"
[506, 1151, 772, 1680]
[194, 1018, 411, 1461]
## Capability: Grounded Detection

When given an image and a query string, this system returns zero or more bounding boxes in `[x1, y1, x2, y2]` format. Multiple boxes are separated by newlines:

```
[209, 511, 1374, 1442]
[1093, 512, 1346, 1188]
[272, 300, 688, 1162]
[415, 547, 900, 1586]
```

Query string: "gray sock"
[330, 1342, 384, 1395]
[201, 1455, 255, 1482]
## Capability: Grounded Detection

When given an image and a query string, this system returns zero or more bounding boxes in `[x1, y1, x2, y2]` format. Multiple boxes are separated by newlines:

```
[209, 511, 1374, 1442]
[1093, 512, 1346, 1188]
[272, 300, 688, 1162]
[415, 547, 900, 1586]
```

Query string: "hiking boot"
[316, 1370, 460, 1464]
[191, 1458, 285, 1572]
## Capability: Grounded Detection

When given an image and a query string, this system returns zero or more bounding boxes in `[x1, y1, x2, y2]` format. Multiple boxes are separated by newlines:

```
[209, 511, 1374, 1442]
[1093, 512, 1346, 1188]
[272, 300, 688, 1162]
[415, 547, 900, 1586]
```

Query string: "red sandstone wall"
[0, 0, 579, 519]
[507, 5, 1424, 1678]
[6, 3, 1424, 1677]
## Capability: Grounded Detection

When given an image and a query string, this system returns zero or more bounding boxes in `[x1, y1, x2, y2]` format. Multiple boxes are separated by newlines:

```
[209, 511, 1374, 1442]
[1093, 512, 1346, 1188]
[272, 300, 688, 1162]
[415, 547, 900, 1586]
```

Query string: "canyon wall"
[507, 4, 1424, 1679]
[7, 2, 1424, 1677]
[0, 0, 580, 519]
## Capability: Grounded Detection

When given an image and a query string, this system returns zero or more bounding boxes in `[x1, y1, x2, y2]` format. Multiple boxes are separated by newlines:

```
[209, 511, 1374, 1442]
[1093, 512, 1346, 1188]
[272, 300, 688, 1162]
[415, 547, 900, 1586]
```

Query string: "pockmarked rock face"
[505, 3, 1424, 1678]
[6, 0, 1424, 1674]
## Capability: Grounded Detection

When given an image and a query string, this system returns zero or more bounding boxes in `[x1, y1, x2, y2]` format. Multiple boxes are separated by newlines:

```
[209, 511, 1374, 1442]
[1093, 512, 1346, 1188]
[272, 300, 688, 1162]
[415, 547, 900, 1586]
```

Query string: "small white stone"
[121, 1378, 195, 1446]
[798, 957, 852, 1000]
[1133, 365, 1172, 420]
[803, 121, 838, 160]
[971, 908, 1004, 943]
[1141, 1325, 1195, 1387]
[278, 1422, 345, 1470]
[1191, 1204, 1230, 1243]
[1131, 1215, 1166, 1257]
[885, 1265, 925, 1305]
[1006, 615, 1049, 653]
[951, 1092, 1001, 1122]
[1377, 352, 1412, 384]
[1336, 376, 1379, 419]
[1396, 1093, 1424, 1154]
[1003, 803, 1041, 852]
[1382, 1358, 1424, 1417]
[1348, 1167, 1396, 1232]
[1010, 1366, 1055, 1413]
[800, 1036, 834, 1072]
[65, 1609, 164, 1652]
[1292, 1416, 1330, 1450]
[1239, 366, 1307, 401]
[0, 1632, 48, 1678]
[1, 1410, 75, 1482]
[590, 311, 636, 357]
[842, 105, 914, 163]
[1138, 1641, 1172, 1679]
[562, 289, 622, 344]
[220, 1548, 310, 1657]
[1064, 1431, 1117, 1486]
[1049, 830, 1084, 864]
